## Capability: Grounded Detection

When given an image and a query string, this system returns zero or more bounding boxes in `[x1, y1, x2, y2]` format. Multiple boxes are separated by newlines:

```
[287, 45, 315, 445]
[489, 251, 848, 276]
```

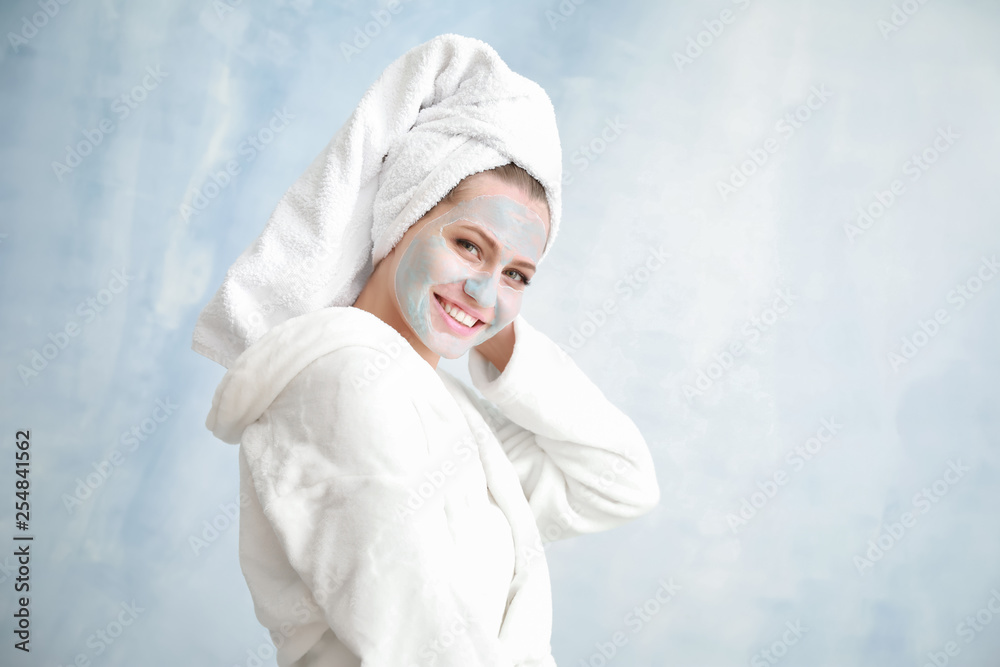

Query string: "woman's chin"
[425, 332, 484, 360]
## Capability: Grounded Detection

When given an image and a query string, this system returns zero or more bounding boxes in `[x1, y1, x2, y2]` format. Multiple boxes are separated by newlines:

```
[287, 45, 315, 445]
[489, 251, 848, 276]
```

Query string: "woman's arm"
[468, 315, 661, 543]
[241, 347, 515, 666]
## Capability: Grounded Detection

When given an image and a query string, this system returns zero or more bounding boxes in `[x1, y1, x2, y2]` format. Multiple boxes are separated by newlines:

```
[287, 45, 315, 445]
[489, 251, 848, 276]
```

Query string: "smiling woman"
[193, 34, 660, 666]
[353, 167, 550, 368]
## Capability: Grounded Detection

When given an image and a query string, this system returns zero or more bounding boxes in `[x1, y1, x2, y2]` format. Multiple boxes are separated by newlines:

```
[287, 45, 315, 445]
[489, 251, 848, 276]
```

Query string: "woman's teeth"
[439, 296, 478, 327]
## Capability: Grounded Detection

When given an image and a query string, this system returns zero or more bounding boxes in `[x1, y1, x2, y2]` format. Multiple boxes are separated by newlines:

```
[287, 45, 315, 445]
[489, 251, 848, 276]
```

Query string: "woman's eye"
[504, 269, 530, 285]
[457, 239, 479, 257]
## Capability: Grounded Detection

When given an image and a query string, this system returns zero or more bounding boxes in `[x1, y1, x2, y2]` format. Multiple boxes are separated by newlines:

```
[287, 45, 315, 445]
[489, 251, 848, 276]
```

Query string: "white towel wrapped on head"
[191, 33, 563, 369]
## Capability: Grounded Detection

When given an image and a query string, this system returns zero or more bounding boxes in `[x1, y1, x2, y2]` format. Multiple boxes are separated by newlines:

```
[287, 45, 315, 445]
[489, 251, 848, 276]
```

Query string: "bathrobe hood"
[204, 307, 397, 445]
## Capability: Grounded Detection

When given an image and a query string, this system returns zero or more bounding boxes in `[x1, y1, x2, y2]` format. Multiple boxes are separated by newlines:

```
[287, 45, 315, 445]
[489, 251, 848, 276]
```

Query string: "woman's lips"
[432, 293, 487, 337]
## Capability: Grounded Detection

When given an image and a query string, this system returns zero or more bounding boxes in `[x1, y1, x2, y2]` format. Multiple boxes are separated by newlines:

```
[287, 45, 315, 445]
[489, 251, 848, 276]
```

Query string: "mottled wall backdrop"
[1, 0, 999, 665]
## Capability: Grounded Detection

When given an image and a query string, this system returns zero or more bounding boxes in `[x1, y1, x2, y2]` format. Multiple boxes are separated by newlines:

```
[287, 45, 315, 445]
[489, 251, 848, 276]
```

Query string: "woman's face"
[390, 174, 549, 359]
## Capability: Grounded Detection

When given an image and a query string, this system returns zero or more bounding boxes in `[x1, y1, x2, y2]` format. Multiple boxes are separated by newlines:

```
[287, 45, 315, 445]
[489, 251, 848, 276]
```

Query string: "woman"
[194, 34, 659, 666]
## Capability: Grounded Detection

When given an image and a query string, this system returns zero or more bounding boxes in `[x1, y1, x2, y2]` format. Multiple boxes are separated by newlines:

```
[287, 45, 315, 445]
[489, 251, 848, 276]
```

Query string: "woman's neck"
[352, 280, 440, 370]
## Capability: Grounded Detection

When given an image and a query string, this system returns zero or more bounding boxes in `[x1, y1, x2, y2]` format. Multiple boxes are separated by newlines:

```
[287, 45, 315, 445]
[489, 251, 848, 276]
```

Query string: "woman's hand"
[473, 321, 516, 373]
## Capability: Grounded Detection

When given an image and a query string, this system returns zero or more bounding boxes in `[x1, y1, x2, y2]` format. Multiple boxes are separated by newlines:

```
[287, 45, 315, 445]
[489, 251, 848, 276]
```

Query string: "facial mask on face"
[393, 194, 547, 359]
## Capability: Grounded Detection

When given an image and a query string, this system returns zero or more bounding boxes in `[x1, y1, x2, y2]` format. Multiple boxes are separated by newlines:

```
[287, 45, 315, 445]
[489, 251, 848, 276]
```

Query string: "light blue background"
[2, 1, 999, 665]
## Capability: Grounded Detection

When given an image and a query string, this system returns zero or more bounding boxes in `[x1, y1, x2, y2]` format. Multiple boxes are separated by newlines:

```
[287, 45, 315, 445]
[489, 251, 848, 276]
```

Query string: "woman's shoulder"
[207, 306, 428, 444]
[270, 309, 433, 406]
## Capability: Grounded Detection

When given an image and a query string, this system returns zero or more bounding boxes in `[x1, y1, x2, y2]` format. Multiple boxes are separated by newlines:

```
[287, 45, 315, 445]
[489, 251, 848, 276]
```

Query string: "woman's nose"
[464, 272, 498, 307]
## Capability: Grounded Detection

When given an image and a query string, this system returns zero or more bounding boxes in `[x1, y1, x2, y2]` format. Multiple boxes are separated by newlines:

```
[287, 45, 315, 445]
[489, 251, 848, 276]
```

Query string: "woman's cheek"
[493, 287, 522, 328]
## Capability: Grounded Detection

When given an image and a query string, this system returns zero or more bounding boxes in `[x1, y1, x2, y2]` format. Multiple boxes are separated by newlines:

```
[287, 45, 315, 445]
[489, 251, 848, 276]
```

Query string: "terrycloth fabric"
[191, 33, 563, 369]
[206, 306, 660, 666]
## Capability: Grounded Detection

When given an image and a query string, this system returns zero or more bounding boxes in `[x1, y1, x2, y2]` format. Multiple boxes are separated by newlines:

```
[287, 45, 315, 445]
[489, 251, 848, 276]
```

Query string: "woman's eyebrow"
[461, 222, 501, 256]
[508, 256, 537, 274]
[461, 222, 536, 273]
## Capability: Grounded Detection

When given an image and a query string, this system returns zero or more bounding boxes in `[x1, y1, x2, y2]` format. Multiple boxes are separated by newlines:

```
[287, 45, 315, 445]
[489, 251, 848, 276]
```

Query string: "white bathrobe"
[206, 306, 660, 666]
